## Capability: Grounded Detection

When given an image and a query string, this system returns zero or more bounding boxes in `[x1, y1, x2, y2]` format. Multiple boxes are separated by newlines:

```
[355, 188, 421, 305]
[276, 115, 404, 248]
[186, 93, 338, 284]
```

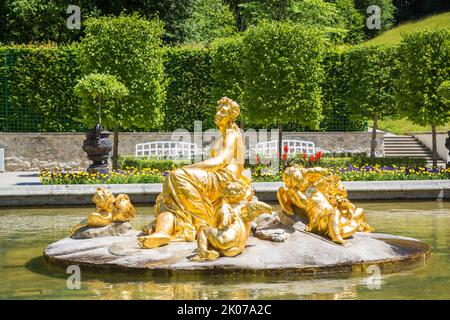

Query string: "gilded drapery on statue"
[138, 97, 252, 249]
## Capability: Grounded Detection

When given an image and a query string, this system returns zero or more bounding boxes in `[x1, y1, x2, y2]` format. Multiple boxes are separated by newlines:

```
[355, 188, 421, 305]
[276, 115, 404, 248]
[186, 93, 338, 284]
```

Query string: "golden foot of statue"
[137, 232, 170, 249]
[189, 250, 220, 262]
[332, 238, 347, 245]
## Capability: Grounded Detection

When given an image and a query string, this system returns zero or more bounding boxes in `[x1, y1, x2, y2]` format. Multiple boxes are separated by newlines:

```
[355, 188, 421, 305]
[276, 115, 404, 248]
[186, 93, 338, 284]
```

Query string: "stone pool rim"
[1, 180, 450, 206]
[43, 233, 431, 278]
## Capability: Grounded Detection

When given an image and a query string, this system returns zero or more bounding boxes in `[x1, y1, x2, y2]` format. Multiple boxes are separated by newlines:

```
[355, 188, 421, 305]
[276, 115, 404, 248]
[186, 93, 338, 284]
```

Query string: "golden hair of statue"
[70, 187, 136, 235]
[277, 166, 373, 244]
[138, 97, 251, 249]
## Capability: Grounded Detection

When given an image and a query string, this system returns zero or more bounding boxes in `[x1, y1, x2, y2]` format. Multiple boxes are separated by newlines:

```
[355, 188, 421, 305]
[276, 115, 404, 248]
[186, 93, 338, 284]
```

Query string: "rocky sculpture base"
[44, 226, 430, 276]
[71, 222, 136, 239]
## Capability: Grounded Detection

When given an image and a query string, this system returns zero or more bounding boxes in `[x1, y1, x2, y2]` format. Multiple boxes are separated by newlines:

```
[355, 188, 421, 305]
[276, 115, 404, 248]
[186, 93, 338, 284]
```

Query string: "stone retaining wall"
[0, 131, 384, 171]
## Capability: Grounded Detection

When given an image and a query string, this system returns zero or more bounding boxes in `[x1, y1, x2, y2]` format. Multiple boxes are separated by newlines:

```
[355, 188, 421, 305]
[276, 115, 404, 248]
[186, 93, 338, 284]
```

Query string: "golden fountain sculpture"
[277, 166, 373, 244]
[73, 97, 374, 259]
[138, 97, 254, 249]
[70, 187, 136, 236]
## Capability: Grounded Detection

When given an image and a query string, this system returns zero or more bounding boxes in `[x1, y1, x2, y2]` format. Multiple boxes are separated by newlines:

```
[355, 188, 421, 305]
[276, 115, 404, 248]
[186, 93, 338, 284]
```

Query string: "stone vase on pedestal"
[82, 124, 112, 175]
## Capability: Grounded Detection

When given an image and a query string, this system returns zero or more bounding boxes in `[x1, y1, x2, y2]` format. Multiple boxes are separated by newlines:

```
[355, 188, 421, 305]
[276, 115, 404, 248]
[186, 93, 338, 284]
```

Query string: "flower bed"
[40, 165, 450, 185]
[39, 168, 165, 185]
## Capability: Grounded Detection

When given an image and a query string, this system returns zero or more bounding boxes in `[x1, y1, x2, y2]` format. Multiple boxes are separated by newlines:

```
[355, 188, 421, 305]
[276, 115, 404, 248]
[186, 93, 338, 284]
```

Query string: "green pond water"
[0, 201, 449, 300]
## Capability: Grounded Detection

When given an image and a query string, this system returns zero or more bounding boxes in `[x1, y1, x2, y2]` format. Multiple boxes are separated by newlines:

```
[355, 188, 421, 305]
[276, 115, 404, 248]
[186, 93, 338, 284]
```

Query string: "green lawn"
[364, 12, 450, 46]
[369, 118, 450, 134]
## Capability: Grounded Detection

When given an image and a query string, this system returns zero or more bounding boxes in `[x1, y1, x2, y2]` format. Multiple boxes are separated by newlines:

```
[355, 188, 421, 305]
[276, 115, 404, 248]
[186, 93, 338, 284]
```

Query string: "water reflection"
[0, 201, 449, 299]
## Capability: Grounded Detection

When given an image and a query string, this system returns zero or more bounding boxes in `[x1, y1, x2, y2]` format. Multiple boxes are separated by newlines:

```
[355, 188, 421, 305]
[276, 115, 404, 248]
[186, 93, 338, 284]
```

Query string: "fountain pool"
[0, 201, 449, 299]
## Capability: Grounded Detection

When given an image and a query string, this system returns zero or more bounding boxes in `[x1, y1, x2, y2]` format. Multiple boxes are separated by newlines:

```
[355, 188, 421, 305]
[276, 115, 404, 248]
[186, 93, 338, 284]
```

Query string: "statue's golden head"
[282, 166, 304, 190]
[92, 187, 115, 212]
[215, 97, 240, 128]
[223, 181, 248, 204]
[112, 193, 136, 222]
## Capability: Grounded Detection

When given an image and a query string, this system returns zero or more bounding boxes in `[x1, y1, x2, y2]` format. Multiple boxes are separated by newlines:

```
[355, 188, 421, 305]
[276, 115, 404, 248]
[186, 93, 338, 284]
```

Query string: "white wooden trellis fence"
[254, 140, 316, 157]
[135, 141, 201, 160]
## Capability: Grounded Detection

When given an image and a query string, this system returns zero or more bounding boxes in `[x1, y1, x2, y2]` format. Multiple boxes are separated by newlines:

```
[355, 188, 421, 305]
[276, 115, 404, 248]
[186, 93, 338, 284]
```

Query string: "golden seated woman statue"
[138, 97, 251, 249]
[277, 166, 373, 244]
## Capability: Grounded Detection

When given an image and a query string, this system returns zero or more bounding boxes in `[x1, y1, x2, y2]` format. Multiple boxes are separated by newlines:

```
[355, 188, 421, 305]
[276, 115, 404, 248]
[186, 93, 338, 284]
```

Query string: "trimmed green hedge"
[0, 35, 394, 133]
[163, 45, 215, 131]
[352, 156, 428, 168]
[118, 156, 190, 171]
[210, 36, 244, 109]
[320, 48, 368, 131]
[0, 44, 85, 132]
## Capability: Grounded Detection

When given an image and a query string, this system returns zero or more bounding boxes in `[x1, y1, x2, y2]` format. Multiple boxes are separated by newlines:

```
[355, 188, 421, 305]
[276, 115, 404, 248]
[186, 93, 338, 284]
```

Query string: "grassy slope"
[364, 11, 450, 46]
[369, 119, 450, 135]
[364, 12, 450, 134]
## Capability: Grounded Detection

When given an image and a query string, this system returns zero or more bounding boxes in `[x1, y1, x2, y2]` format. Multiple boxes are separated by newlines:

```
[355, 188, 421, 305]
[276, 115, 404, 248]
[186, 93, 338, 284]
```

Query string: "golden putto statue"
[277, 166, 373, 244]
[70, 187, 136, 236]
[191, 181, 272, 261]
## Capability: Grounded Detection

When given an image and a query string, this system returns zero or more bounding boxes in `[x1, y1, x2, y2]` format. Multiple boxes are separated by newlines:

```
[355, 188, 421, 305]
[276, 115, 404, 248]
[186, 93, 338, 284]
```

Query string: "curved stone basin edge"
[42, 233, 431, 277]
[1, 180, 449, 206]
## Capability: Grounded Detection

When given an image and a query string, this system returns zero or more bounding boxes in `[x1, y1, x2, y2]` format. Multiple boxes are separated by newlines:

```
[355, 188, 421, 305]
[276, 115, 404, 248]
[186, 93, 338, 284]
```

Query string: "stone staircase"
[384, 135, 446, 167]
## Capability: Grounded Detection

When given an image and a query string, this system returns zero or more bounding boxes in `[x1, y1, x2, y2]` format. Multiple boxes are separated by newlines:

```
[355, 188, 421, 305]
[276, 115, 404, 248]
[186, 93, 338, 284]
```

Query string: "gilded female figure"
[138, 97, 251, 248]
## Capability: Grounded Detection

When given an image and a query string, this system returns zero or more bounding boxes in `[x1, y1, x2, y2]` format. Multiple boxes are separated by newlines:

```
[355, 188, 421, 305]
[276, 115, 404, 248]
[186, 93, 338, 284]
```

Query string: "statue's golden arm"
[186, 130, 237, 170]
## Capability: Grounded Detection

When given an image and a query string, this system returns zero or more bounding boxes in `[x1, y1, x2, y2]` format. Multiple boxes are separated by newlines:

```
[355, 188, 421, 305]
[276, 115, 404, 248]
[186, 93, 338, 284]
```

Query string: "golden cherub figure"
[70, 187, 136, 236]
[87, 187, 116, 227]
[190, 182, 272, 261]
[277, 166, 373, 244]
[112, 194, 136, 223]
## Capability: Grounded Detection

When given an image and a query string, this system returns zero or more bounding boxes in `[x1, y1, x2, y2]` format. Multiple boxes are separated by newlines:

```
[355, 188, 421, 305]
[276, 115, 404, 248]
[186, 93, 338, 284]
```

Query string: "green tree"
[334, 0, 366, 44]
[74, 73, 129, 169]
[79, 14, 166, 168]
[240, 0, 345, 29]
[179, 0, 236, 44]
[241, 21, 325, 161]
[396, 30, 450, 167]
[0, 0, 101, 44]
[354, 0, 396, 38]
[345, 44, 399, 157]
[438, 80, 450, 103]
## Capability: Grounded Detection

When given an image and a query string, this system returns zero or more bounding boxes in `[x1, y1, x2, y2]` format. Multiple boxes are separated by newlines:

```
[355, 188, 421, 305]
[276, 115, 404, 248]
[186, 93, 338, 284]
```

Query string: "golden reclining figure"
[277, 166, 373, 244]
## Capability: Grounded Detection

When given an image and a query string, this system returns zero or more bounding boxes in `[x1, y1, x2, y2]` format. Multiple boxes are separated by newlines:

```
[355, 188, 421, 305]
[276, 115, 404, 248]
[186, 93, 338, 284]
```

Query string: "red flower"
[284, 145, 289, 153]
[282, 153, 288, 161]
[302, 153, 308, 159]
[315, 151, 323, 159]
[256, 155, 260, 164]
[310, 155, 316, 162]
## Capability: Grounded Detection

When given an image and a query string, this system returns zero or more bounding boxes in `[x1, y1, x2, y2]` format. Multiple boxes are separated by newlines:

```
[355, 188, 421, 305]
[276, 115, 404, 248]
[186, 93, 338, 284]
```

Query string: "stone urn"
[446, 131, 450, 168]
[82, 124, 112, 175]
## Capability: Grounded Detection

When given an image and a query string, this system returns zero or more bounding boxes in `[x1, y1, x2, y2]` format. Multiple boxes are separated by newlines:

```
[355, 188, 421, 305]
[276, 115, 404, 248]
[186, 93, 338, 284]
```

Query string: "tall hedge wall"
[163, 45, 215, 131]
[1, 41, 368, 133]
[0, 44, 85, 132]
[321, 48, 368, 132]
